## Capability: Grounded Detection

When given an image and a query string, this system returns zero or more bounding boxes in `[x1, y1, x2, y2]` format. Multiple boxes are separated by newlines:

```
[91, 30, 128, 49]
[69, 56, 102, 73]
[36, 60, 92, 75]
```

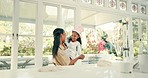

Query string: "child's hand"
[78, 54, 85, 60]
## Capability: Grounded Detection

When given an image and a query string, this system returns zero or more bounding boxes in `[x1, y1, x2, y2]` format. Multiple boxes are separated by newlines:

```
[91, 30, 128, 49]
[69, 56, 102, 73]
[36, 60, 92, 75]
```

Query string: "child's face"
[61, 32, 66, 43]
[71, 31, 79, 42]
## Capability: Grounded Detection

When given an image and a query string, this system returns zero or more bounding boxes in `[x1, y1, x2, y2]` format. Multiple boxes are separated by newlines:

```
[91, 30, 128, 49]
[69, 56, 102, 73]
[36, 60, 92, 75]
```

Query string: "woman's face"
[61, 32, 66, 43]
[71, 31, 79, 42]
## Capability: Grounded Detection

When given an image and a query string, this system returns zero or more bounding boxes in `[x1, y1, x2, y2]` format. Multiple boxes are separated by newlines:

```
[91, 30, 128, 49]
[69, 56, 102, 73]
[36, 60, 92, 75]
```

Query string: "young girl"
[52, 28, 84, 66]
[66, 26, 83, 60]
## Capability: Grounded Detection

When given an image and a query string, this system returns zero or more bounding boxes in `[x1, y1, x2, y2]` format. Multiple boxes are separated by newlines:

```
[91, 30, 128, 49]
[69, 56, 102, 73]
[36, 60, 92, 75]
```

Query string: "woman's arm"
[69, 54, 85, 65]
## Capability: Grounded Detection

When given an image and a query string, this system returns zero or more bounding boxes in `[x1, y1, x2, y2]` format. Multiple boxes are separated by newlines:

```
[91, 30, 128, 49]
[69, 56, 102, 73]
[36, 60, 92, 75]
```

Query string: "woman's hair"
[68, 31, 82, 45]
[52, 28, 64, 57]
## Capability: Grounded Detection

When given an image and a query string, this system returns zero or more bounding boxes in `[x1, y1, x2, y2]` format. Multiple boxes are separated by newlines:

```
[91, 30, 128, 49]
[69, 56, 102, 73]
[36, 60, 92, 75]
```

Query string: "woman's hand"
[78, 54, 85, 60]
[69, 54, 85, 65]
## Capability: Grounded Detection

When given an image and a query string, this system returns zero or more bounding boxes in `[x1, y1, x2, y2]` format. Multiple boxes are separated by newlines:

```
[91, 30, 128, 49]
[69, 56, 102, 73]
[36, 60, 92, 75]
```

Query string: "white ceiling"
[0, 0, 147, 26]
[81, 10, 124, 26]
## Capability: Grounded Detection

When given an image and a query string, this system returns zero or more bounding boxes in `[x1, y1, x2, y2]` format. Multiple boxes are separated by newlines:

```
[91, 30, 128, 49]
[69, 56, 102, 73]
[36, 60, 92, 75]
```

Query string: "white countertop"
[0, 64, 148, 78]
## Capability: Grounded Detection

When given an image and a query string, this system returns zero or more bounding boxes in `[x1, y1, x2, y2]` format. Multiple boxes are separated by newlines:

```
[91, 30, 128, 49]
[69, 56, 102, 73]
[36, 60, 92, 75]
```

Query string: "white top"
[65, 41, 82, 59]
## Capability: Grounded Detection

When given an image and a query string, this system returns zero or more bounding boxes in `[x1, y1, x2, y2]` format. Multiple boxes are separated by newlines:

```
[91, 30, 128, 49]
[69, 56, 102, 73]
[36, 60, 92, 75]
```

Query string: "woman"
[52, 28, 85, 66]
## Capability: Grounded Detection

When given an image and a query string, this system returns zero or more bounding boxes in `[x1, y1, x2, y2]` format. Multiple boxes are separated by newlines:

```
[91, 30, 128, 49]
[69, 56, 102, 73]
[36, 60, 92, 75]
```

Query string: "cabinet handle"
[16, 34, 18, 40]
[12, 33, 14, 39]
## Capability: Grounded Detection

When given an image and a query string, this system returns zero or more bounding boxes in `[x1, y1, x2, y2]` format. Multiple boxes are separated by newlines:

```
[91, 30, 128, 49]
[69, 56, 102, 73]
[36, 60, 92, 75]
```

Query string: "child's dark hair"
[52, 28, 64, 57]
[68, 31, 82, 45]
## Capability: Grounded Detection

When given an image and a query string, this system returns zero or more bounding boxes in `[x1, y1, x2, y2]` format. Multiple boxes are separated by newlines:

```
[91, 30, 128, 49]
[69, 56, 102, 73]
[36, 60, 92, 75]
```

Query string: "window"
[131, 3, 138, 13]
[141, 19, 147, 51]
[140, 5, 146, 14]
[43, 5, 57, 56]
[96, 0, 104, 6]
[62, 7, 75, 37]
[119, 0, 127, 11]
[18, 1, 36, 69]
[19, 2, 36, 56]
[0, 0, 13, 70]
[82, 28, 98, 54]
[132, 19, 139, 56]
[109, 0, 117, 9]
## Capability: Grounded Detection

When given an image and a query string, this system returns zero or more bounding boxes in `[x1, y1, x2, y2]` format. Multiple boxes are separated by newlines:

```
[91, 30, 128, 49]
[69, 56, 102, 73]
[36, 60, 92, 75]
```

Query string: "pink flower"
[97, 40, 106, 53]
